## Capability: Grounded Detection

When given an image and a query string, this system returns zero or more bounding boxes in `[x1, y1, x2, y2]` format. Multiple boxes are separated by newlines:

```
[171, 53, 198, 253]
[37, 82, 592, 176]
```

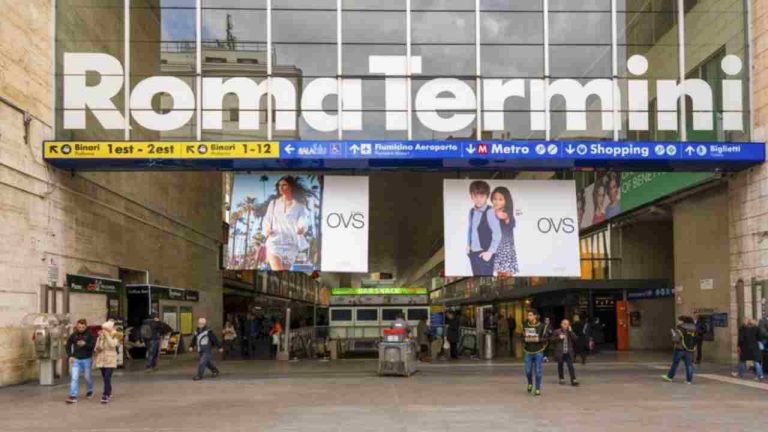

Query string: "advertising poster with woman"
[227, 174, 321, 271]
[443, 179, 580, 278]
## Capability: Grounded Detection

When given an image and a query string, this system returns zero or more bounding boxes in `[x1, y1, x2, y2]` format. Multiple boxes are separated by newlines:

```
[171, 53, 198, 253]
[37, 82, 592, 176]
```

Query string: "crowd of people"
[62, 310, 768, 403]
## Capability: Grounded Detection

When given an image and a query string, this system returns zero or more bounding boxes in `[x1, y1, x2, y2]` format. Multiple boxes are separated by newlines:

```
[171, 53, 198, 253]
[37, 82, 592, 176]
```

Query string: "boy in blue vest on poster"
[466, 180, 502, 276]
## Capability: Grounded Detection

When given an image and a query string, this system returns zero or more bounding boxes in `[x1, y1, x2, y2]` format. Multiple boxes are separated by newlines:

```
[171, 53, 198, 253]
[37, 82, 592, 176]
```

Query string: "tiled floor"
[2, 354, 766, 432]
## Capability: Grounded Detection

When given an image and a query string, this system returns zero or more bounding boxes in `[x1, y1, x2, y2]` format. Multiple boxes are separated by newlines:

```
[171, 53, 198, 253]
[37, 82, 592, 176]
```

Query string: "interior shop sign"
[63, 53, 745, 134]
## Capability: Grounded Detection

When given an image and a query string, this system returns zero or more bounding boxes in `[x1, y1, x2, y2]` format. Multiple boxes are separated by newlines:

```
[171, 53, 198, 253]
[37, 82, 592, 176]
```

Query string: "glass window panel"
[480, 0, 542, 11]
[481, 111, 546, 140]
[343, 45, 406, 75]
[357, 309, 379, 321]
[273, 10, 336, 43]
[274, 0, 336, 9]
[273, 44, 336, 76]
[201, 110, 268, 140]
[202, 0, 266, 8]
[683, 4, 748, 142]
[296, 112, 340, 140]
[343, 0, 405, 10]
[412, 12, 475, 44]
[412, 0, 475, 10]
[413, 112, 477, 140]
[382, 309, 404, 321]
[341, 111, 408, 140]
[618, 0, 677, 12]
[550, 0, 610, 11]
[331, 309, 352, 321]
[56, 0, 125, 140]
[343, 11, 406, 43]
[481, 46, 544, 77]
[549, 13, 611, 45]
[350, 79, 407, 110]
[130, 75, 196, 140]
[412, 45, 476, 76]
[550, 47, 612, 78]
[202, 9, 266, 43]
[407, 309, 429, 321]
[480, 12, 544, 44]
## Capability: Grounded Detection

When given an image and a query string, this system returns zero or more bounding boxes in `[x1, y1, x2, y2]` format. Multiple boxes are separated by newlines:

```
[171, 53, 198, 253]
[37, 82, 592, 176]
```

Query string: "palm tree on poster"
[228, 210, 242, 263]
[238, 196, 258, 266]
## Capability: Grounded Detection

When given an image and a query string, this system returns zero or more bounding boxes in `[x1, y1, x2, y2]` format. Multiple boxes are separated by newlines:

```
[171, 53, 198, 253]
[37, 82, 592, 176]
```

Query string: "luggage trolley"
[378, 328, 418, 377]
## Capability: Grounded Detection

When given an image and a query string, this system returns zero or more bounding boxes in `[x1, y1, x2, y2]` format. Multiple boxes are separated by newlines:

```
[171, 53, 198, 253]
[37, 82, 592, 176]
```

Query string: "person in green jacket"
[523, 309, 550, 396]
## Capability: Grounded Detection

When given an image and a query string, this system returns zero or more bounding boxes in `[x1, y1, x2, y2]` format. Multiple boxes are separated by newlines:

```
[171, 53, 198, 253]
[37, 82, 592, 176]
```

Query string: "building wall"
[726, 0, 768, 353]
[628, 298, 676, 351]
[615, 221, 674, 280]
[0, 1, 223, 386]
[674, 185, 733, 363]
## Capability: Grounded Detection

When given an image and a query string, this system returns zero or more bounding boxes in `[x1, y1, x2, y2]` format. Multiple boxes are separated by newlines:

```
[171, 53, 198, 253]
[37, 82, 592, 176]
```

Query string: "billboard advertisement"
[227, 174, 369, 273]
[321, 176, 369, 273]
[443, 179, 580, 277]
[227, 174, 322, 271]
[578, 171, 715, 229]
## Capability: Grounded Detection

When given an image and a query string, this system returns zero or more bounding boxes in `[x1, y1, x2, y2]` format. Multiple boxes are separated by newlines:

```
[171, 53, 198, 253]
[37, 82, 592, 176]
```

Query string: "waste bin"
[483, 332, 495, 360]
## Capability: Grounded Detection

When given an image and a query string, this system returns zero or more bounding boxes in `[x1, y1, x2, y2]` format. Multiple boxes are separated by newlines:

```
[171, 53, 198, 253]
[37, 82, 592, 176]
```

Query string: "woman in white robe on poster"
[263, 176, 311, 270]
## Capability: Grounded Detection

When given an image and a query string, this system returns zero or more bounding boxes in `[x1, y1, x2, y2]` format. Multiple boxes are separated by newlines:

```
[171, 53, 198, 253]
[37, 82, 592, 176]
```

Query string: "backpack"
[678, 327, 696, 352]
[140, 323, 153, 340]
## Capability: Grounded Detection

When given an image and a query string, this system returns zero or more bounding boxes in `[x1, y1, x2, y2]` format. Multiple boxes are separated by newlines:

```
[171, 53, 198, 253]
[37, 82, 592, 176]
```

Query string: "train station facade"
[1, 0, 768, 385]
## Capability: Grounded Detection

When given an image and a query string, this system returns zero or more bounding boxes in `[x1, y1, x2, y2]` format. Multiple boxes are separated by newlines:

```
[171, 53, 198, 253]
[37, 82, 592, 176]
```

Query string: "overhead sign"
[44, 141, 279, 159]
[330, 288, 428, 296]
[43, 140, 764, 171]
[66, 274, 121, 295]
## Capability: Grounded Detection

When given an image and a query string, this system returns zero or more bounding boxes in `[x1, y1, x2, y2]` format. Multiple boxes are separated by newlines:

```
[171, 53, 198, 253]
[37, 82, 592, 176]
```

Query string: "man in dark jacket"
[190, 317, 223, 381]
[733, 318, 764, 380]
[143, 314, 171, 371]
[759, 316, 768, 366]
[693, 313, 707, 364]
[662, 316, 697, 384]
[446, 312, 461, 360]
[523, 309, 550, 396]
[550, 319, 580, 386]
[65, 318, 96, 404]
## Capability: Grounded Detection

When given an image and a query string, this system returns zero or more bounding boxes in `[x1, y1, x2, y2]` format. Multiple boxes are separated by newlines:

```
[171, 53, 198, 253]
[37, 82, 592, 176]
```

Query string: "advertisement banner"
[227, 174, 322, 271]
[321, 176, 369, 273]
[578, 171, 714, 229]
[444, 179, 580, 277]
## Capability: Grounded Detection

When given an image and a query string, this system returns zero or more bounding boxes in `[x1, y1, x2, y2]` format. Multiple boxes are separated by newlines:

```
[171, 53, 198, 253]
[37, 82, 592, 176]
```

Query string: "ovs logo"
[326, 211, 366, 230]
[537, 217, 576, 234]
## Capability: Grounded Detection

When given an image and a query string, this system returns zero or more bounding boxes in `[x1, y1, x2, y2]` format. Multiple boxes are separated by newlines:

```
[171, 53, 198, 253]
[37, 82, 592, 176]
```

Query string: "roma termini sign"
[63, 53, 746, 134]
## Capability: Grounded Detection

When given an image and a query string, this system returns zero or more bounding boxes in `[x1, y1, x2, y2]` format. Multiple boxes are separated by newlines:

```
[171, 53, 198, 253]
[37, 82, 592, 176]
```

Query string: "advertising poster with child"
[443, 179, 580, 277]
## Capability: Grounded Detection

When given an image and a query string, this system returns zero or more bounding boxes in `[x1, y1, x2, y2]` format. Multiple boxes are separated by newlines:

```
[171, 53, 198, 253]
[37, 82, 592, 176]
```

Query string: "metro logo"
[478, 144, 488, 155]
[62, 53, 745, 134]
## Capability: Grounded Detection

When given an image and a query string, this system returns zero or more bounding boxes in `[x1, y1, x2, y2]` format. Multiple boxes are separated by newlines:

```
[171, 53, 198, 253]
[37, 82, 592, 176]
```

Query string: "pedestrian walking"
[222, 321, 237, 360]
[662, 316, 697, 384]
[141, 313, 169, 372]
[732, 318, 764, 380]
[550, 319, 580, 386]
[417, 317, 431, 362]
[93, 320, 121, 404]
[446, 312, 461, 360]
[693, 313, 707, 364]
[523, 309, 550, 396]
[65, 318, 96, 404]
[190, 318, 223, 381]
[758, 315, 768, 367]
[269, 318, 283, 359]
[572, 315, 589, 365]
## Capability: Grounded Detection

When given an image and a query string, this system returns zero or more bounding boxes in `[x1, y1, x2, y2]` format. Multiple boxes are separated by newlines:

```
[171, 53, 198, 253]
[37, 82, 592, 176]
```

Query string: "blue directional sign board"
[44, 140, 764, 171]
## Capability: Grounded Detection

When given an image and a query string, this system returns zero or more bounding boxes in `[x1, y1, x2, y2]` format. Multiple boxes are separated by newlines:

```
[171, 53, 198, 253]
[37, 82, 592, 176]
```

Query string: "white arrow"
[285, 144, 295, 154]
[466, 144, 476, 154]
[565, 144, 575, 154]
[685, 145, 695, 155]
[350, 144, 360, 154]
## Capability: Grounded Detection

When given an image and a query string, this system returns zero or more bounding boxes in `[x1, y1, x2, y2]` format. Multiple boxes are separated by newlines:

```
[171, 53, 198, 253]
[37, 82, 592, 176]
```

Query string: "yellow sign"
[44, 141, 280, 159]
